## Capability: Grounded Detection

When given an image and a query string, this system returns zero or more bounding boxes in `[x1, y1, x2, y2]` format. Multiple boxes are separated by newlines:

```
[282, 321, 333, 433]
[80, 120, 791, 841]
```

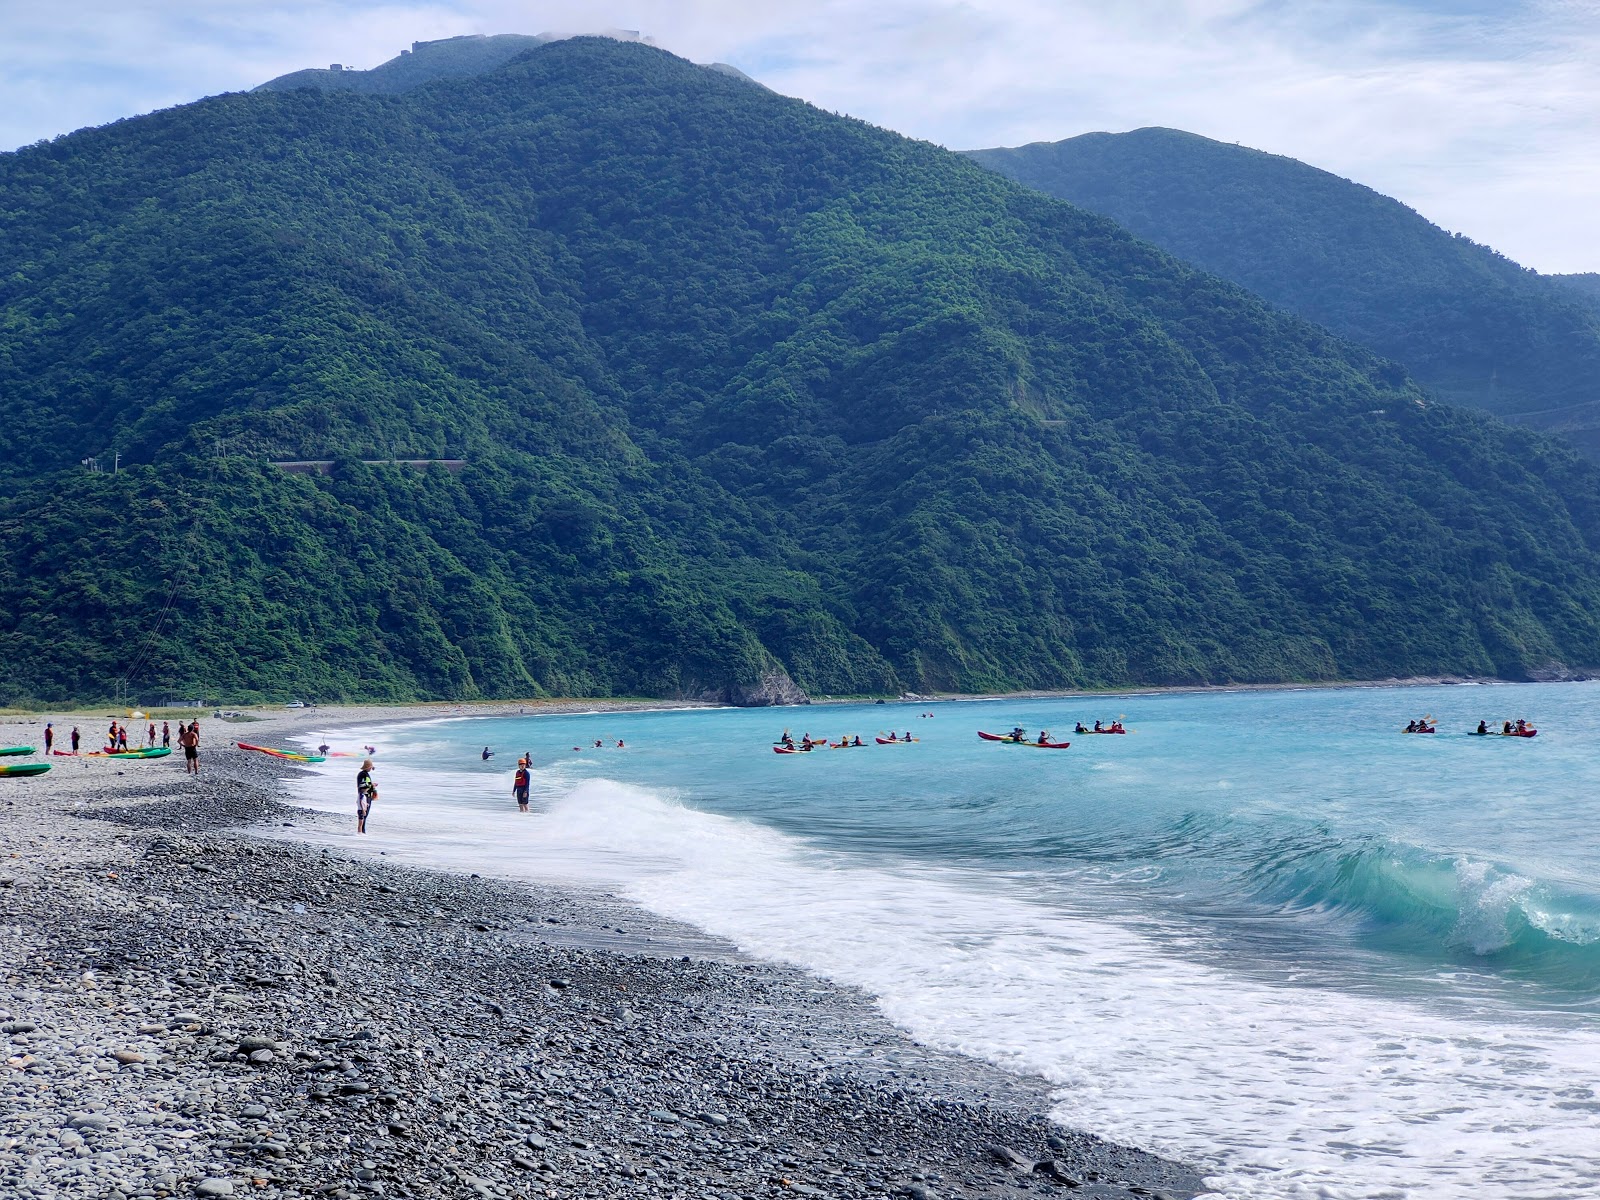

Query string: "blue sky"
[2, 0, 1595, 272]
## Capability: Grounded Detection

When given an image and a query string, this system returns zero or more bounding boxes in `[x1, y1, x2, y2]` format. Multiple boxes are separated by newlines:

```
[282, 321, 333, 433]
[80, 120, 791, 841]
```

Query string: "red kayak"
[875, 737, 920, 744]
[977, 731, 1071, 750]
[1080, 729, 1126, 735]
[774, 745, 819, 754]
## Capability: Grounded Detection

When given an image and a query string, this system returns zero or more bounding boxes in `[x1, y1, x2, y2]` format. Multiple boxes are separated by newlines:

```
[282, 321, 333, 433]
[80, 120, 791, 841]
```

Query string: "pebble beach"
[0, 710, 1201, 1200]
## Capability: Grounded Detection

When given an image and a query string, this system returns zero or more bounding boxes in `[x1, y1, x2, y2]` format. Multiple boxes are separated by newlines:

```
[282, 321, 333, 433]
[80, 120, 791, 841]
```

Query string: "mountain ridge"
[966, 127, 1600, 456]
[6, 41, 1600, 705]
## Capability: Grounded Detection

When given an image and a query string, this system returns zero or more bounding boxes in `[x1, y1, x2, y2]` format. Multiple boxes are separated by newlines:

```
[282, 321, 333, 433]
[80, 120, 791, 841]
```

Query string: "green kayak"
[92, 747, 173, 759]
[0, 746, 36, 757]
[0, 762, 50, 777]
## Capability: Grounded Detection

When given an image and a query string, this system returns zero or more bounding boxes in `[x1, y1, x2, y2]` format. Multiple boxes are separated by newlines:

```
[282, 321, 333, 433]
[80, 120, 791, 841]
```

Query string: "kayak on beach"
[237, 742, 327, 763]
[0, 761, 50, 777]
[88, 747, 172, 759]
[0, 746, 36, 757]
[977, 731, 1071, 750]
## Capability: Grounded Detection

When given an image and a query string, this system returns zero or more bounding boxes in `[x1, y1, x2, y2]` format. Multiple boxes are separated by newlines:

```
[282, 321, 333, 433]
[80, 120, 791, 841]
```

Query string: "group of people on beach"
[42, 723, 80, 754]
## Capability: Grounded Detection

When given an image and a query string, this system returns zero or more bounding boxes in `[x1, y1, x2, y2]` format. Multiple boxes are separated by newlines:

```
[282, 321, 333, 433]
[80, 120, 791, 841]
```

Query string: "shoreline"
[0, 716, 1205, 1200]
[5, 669, 1583, 727]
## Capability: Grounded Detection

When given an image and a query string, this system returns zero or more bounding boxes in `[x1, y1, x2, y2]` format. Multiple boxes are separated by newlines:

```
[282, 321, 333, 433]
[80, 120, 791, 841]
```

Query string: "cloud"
[0, 0, 1595, 272]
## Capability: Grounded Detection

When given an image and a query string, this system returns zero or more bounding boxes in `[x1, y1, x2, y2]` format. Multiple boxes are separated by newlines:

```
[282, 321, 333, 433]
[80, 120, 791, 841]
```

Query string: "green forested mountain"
[255, 33, 554, 95]
[6, 40, 1600, 707]
[1554, 274, 1600, 315]
[968, 129, 1600, 456]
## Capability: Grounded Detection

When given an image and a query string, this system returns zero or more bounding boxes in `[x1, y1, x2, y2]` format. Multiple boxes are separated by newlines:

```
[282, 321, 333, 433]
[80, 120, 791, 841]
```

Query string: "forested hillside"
[6, 39, 1600, 706]
[1554, 274, 1600, 315]
[968, 129, 1600, 457]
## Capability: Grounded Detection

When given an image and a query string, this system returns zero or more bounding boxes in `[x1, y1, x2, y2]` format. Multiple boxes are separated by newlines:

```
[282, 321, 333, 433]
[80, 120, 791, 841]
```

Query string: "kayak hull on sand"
[236, 742, 327, 763]
[0, 762, 51, 777]
[0, 746, 36, 757]
[89, 747, 172, 759]
[977, 731, 1071, 749]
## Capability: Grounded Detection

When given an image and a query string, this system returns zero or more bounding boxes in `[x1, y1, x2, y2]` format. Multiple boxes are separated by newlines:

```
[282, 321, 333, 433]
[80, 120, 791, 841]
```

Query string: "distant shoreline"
[5, 671, 1590, 728]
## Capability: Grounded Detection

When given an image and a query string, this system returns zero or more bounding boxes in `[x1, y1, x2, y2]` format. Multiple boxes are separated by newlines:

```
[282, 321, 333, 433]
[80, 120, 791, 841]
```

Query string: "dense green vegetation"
[255, 33, 553, 96]
[6, 40, 1600, 706]
[1554, 273, 1600, 315]
[968, 129, 1600, 457]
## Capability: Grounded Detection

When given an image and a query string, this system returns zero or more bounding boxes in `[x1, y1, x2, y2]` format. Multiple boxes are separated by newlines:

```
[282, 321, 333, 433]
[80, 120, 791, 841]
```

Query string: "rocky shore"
[0, 717, 1204, 1200]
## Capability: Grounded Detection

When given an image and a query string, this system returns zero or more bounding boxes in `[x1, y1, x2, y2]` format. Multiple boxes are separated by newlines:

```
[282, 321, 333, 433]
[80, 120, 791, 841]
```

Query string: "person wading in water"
[356, 759, 376, 834]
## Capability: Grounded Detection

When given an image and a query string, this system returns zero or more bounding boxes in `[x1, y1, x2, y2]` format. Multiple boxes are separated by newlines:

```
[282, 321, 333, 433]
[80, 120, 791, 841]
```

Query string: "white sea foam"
[282, 764, 1600, 1200]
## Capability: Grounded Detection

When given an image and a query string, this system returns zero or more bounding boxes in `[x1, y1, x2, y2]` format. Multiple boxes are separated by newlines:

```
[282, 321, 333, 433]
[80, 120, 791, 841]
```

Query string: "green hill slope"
[968, 129, 1600, 456]
[6, 40, 1600, 706]
[255, 34, 555, 94]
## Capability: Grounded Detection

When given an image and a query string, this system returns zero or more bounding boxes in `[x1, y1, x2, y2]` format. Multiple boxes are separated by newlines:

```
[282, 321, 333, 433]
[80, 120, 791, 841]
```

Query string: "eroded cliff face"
[696, 670, 811, 707]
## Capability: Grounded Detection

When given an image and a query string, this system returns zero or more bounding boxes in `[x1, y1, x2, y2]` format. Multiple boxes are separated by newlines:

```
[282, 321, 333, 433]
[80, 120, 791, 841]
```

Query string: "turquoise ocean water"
[287, 683, 1600, 1200]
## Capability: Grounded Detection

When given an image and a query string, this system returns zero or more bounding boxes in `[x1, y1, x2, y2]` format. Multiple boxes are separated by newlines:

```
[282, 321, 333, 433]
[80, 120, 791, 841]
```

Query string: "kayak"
[1469, 729, 1538, 738]
[236, 742, 327, 763]
[1079, 729, 1127, 735]
[977, 731, 1071, 750]
[0, 762, 50, 777]
[1402, 727, 1437, 734]
[875, 737, 920, 744]
[89, 747, 173, 759]
[774, 745, 820, 755]
[0, 746, 36, 757]
[828, 741, 869, 749]
[51, 750, 80, 756]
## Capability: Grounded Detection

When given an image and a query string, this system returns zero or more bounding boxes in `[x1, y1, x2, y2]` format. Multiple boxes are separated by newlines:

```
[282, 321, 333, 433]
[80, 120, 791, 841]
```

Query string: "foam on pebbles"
[0, 715, 1203, 1200]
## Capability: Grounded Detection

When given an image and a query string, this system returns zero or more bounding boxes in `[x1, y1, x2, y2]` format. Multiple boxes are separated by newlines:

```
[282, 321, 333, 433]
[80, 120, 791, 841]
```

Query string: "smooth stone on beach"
[194, 1179, 235, 1197]
[247, 1049, 274, 1065]
[113, 1049, 146, 1065]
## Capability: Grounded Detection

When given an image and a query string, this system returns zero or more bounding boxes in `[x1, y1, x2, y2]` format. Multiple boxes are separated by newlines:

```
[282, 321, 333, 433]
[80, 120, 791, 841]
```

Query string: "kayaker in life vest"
[852, 735, 864, 747]
[1502, 720, 1513, 734]
[1075, 722, 1088, 734]
[1477, 720, 1488, 735]
[1405, 720, 1417, 733]
[1010, 726, 1026, 742]
[1515, 718, 1528, 733]
[1038, 731, 1051, 745]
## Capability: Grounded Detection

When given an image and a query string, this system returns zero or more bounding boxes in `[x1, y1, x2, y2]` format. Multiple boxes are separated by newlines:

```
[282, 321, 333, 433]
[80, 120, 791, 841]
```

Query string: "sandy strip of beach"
[0, 712, 1202, 1200]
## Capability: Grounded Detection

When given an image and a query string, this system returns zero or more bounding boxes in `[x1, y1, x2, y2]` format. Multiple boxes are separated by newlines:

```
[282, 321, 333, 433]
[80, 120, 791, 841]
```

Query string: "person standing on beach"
[161, 721, 170, 748]
[147, 721, 156, 748]
[513, 759, 530, 812]
[178, 722, 199, 774]
[117, 724, 128, 751]
[70, 726, 80, 754]
[356, 759, 376, 833]
[43, 723, 53, 755]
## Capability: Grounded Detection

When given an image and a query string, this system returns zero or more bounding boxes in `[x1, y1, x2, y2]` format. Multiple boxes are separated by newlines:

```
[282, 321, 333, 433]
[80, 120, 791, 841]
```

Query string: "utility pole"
[113, 452, 120, 474]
